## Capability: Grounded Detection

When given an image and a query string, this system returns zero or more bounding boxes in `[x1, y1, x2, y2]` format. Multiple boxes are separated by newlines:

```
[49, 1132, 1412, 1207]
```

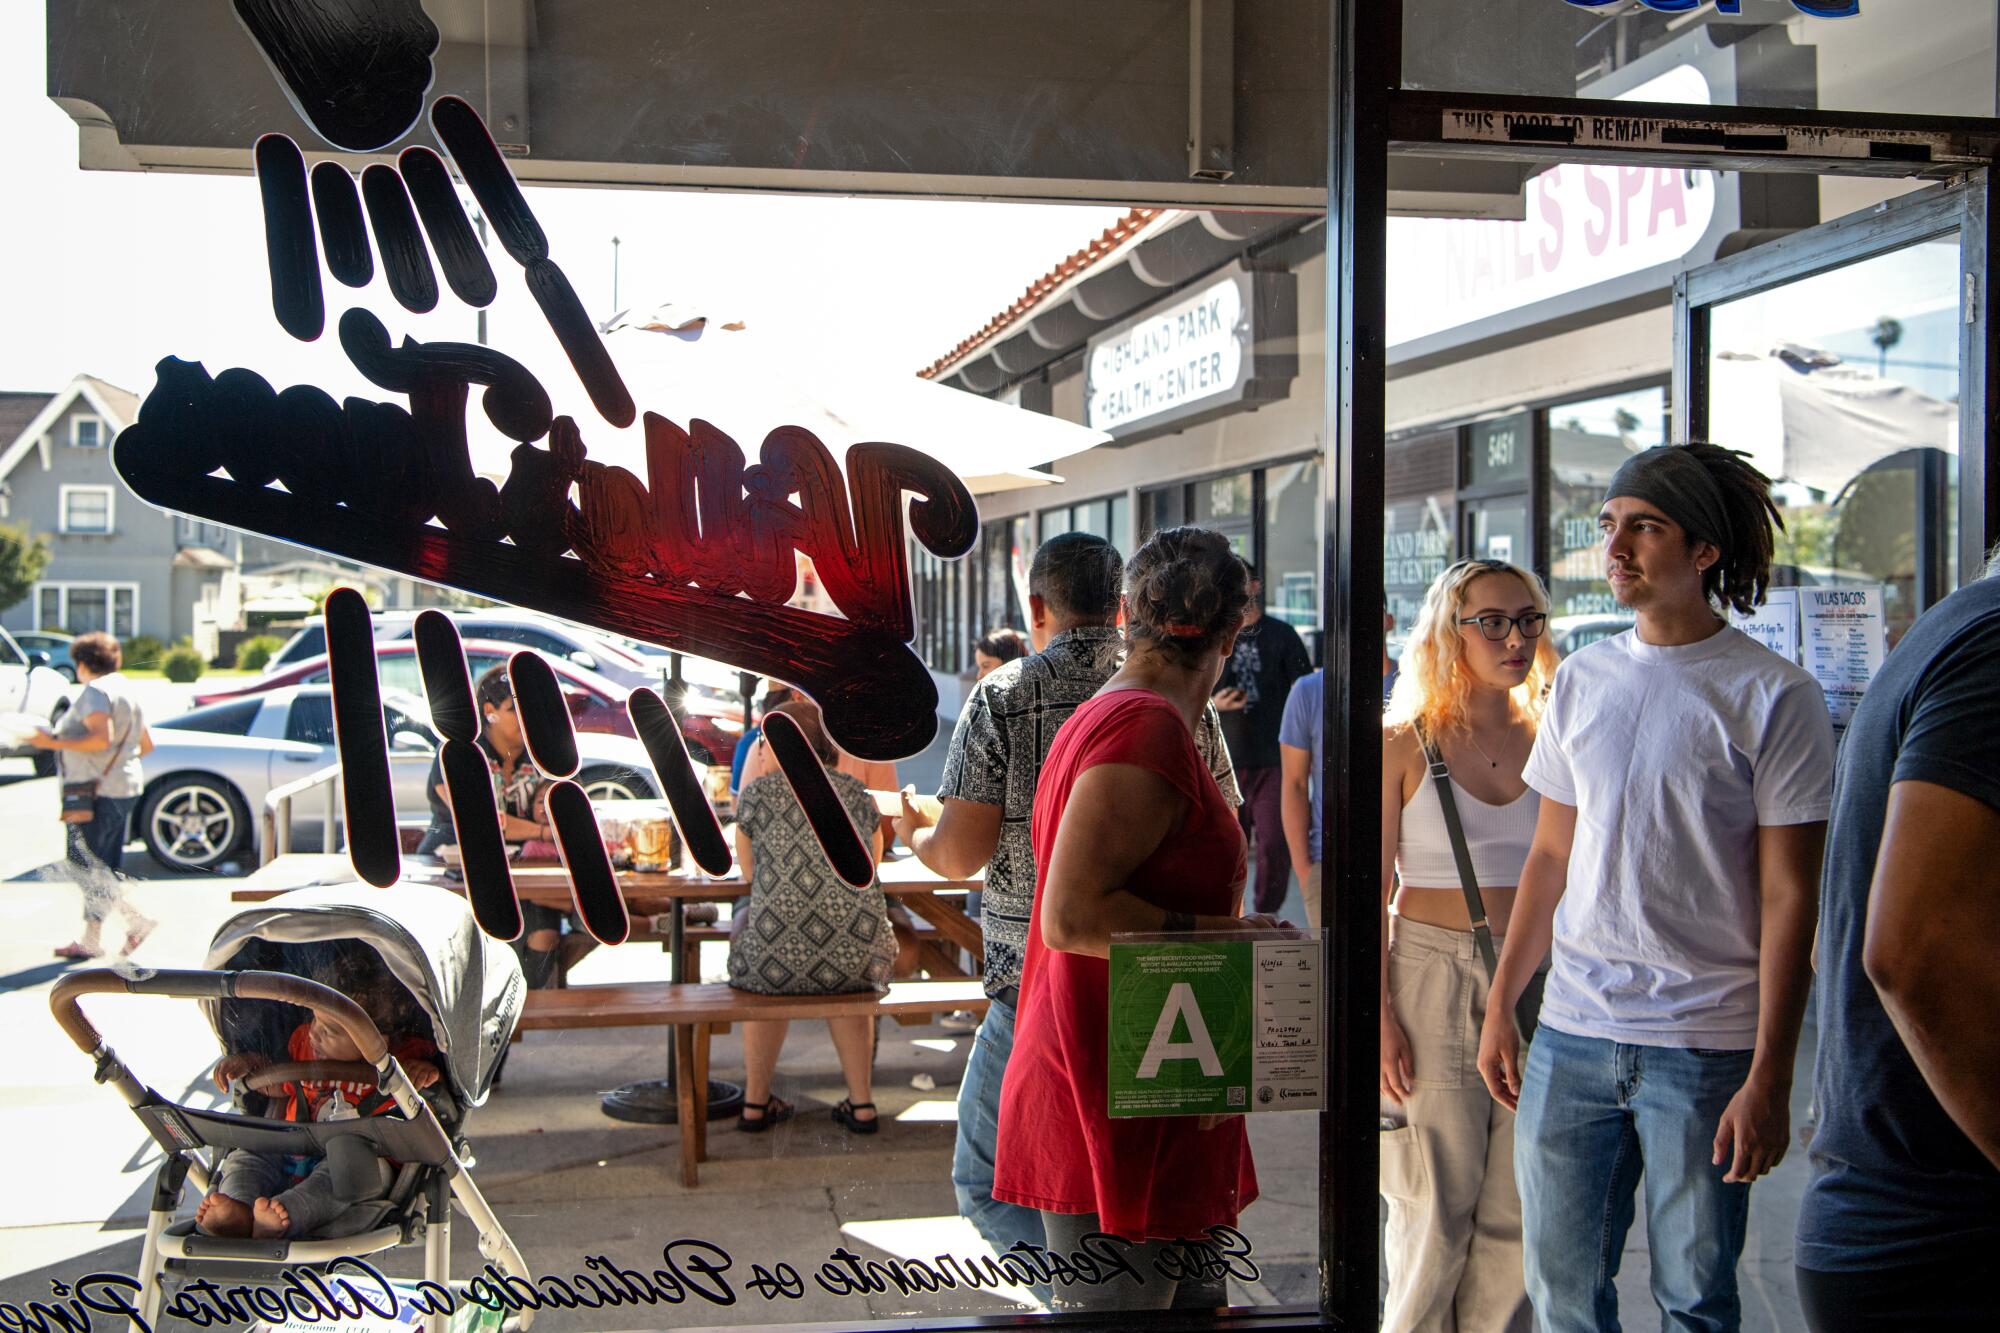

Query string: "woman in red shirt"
[993, 526, 1288, 1312]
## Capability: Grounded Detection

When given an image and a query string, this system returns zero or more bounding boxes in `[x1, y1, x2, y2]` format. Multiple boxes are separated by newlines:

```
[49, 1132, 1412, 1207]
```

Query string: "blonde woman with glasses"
[1379, 558, 1559, 1333]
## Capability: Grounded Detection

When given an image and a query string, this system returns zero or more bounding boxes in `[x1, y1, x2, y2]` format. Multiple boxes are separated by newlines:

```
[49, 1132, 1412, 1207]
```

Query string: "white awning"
[465, 304, 1106, 496]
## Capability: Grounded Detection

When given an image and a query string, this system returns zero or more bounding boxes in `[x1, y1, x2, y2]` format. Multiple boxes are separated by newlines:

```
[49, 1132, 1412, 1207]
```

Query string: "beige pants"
[1380, 917, 1532, 1333]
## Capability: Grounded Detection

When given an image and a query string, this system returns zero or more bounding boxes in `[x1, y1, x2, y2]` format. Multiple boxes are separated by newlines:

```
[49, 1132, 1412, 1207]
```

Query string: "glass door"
[1677, 179, 1988, 648]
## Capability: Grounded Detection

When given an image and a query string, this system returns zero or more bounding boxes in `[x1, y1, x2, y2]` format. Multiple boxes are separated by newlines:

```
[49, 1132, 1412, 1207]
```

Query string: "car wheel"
[141, 776, 249, 872]
[576, 765, 656, 802]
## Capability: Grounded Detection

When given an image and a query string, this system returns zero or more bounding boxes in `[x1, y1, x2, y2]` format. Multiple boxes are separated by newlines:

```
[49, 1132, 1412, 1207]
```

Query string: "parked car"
[139, 684, 661, 872]
[1549, 613, 1635, 658]
[194, 638, 741, 764]
[264, 611, 424, 672]
[0, 627, 75, 776]
[384, 613, 661, 692]
[13, 630, 78, 682]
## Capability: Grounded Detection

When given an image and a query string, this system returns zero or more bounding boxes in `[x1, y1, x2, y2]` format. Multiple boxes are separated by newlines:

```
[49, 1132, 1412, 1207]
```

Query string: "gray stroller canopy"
[202, 881, 526, 1107]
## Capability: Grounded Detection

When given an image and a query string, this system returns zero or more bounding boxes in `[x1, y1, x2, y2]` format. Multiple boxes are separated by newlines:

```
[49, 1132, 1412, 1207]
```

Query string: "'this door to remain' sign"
[1107, 933, 1323, 1118]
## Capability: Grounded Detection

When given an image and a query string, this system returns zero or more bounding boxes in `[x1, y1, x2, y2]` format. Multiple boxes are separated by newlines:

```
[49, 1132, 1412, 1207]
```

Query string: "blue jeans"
[952, 996, 1045, 1261]
[1515, 1026, 1754, 1333]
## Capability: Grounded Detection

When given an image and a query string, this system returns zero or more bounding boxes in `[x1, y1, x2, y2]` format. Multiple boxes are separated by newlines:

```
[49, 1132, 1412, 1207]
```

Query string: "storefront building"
[25, 2, 2000, 1330]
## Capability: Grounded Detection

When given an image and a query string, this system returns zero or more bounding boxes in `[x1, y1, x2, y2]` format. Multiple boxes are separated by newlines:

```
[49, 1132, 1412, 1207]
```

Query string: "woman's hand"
[1476, 1007, 1524, 1111]
[213, 1051, 271, 1091]
[26, 729, 56, 750]
[1381, 1013, 1415, 1105]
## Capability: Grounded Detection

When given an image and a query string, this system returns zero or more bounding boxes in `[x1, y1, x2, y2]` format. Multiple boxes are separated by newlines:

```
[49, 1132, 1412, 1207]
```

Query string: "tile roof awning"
[922, 210, 1318, 400]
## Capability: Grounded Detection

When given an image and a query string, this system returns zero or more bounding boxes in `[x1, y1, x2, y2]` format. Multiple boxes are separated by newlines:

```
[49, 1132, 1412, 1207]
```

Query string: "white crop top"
[1396, 767, 1539, 888]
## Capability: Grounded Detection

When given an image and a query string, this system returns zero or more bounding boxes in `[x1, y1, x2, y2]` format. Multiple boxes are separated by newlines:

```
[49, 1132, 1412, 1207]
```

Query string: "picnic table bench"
[516, 978, 990, 1187]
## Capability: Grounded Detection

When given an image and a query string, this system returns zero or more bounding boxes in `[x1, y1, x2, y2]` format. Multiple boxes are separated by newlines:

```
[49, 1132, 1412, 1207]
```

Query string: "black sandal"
[737, 1096, 794, 1133]
[832, 1099, 879, 1135]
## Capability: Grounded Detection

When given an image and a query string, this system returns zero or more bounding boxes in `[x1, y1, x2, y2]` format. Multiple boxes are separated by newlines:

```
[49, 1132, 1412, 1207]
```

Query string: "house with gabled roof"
[0, 374, 242, 647]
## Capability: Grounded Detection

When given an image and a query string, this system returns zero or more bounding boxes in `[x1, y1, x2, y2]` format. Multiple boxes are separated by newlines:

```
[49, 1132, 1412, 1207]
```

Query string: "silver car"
[140, 684, 660, 871]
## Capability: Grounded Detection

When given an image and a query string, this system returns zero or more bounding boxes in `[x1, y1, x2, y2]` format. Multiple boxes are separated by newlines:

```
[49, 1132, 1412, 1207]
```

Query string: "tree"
[0, 522, 51, 617]
[1871, 316, 1904, 376]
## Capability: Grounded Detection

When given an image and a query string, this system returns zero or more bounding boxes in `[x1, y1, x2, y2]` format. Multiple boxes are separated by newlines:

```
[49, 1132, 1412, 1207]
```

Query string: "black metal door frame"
[1326, 7, 2000, 1329]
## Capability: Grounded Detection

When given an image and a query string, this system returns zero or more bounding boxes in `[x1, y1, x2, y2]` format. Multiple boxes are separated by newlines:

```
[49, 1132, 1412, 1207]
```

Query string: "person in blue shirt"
[1277, 669, 1322, 929]
[729, 684, 794, 793]
[1794, 555, 2000, 1331]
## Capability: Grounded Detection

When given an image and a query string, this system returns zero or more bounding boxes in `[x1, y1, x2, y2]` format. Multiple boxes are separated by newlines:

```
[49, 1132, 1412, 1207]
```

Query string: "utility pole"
[611, 235, 622, 316]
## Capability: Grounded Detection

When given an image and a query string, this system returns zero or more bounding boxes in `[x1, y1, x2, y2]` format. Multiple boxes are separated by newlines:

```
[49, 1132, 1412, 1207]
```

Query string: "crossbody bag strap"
[1416, 723, 1500, 981]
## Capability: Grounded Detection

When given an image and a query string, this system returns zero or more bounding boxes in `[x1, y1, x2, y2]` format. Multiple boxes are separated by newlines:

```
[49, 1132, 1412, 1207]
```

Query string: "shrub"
[161, 646, 206, 683]
[122, 634, 166, 671]
[234, 634, 285, 671]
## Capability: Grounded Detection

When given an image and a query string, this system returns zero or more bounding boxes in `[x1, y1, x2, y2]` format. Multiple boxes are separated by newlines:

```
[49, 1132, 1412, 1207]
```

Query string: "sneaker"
[939, 1010, 979, 1032]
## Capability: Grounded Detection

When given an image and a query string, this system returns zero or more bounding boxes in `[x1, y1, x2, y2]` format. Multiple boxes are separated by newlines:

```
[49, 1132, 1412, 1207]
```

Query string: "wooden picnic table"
[235, 852, 985, 959]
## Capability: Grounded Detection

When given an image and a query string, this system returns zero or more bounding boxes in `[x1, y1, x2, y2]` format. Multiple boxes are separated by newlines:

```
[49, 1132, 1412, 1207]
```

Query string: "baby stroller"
[50, 881, 533, 1333]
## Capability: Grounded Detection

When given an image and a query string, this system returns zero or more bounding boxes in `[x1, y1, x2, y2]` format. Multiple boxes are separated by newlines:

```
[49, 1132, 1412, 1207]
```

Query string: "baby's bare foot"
[196, 1192, 251, 1237]
[251, 1197, 290, 1239]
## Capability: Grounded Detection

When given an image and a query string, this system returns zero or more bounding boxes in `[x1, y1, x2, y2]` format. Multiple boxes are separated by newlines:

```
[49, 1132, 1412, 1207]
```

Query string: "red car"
[196, 640, 743, 764]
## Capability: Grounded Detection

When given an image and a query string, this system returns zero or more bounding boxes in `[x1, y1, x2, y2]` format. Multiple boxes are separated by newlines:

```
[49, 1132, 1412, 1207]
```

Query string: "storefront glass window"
[1706, 236, 1960, 644]
[1385, 431, 1459, 649]
[1547, 386, 1667, 633]
[1466, 414, 1531, 490]
[1194, 471, 1256, 558]
[1402, 0, 1997, 120]
[1263, 459, 1322, 655]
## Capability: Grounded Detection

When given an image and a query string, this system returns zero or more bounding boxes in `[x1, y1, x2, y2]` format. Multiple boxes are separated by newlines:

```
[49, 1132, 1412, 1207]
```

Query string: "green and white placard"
[1107, 931, 1322, 1118]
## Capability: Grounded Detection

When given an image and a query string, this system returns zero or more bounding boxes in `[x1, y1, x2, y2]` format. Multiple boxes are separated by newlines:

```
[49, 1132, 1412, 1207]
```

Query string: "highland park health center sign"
[1084, 261, 1298, 444]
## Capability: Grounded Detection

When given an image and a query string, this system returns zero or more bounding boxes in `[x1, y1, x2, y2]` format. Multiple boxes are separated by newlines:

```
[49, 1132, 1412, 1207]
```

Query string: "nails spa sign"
[1560, 1, 1860, 14]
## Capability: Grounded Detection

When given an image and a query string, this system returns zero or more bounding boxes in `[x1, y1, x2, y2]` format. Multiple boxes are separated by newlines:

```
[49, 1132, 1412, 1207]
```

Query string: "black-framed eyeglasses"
[1457, 611, 1548, 641]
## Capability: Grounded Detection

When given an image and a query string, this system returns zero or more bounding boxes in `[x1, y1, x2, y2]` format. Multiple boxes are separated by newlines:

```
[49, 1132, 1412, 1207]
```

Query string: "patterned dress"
[727, 771, 896, 995]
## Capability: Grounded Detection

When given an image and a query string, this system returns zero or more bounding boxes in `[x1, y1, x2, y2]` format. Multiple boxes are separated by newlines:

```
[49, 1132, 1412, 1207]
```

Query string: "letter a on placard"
[1137, 982, 1224, 1079]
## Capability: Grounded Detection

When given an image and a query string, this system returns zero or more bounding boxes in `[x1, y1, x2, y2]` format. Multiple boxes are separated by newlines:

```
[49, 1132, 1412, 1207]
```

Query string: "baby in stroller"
[196, 948, 441, 1240]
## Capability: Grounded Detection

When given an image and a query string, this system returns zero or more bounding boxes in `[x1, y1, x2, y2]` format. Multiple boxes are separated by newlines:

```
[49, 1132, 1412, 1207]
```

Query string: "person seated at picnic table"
[728, 699, 894, 1136]
[736, 701, 899, 854]
[415, 664, 584, 988]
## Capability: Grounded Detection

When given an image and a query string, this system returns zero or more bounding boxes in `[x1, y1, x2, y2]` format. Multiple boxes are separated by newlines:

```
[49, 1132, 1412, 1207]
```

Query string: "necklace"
[1465, 726, 1511, 769]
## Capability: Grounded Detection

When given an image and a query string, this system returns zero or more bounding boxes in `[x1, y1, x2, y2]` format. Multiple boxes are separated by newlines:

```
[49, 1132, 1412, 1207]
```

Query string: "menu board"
[1733, 587, 1801, 664]
[1106, 932, 1322, 1117]
[1798, 585, 1887, 730]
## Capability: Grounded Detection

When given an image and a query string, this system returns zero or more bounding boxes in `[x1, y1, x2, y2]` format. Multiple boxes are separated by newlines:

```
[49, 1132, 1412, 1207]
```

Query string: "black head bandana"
[1603, 445, 1731, 552]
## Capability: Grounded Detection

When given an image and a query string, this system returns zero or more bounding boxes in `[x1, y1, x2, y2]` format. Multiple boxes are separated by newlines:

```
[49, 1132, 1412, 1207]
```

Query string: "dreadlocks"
[1605, 441, 1783, 617]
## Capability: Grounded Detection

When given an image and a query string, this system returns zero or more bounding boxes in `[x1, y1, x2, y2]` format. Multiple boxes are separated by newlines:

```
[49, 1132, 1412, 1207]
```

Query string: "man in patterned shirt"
[897, 530, 1240, 1263]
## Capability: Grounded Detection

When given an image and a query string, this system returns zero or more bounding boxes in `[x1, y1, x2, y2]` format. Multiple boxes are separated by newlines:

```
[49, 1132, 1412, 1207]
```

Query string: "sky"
[0, 3, 1125, 420]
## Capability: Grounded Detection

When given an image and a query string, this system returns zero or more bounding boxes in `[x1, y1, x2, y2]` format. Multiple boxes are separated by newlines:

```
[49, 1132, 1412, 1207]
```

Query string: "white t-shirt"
[1522, 624, 1834, 1049]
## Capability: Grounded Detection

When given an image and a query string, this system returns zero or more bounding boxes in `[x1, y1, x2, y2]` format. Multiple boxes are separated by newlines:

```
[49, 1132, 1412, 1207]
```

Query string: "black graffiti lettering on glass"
[359, 162, 440, 314]
[426, 94, 632, 428]
[548, 781, 630, 946]
[439, 734, 522, 940]
[413, 610, 475, 743]
[629, 688, 733, 878]
[398, 146, 498, 307]
[311, 161, 374, 288]
[761, 710, 875, 890]
[325, 588, 401, 888]
[115, 355, 976, 760]
[232, 0, 439, 152]
[507, 650, 580, 780]
[123, 92, 976, 762]
[254, 135, 323, 340]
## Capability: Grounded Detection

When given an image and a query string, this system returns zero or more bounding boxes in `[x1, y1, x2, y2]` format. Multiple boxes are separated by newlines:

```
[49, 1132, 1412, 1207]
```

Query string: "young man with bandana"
[1475, 443, 1835, 1332]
